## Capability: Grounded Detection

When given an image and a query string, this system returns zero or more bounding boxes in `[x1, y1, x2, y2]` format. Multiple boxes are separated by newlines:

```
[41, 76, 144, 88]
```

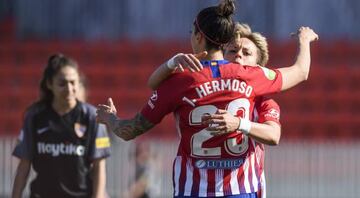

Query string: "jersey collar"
[200, 60, 229, 78]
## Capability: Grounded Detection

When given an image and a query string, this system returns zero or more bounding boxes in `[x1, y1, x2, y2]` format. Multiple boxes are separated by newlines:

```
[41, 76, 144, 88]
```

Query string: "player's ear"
[195, 31, 203, 42]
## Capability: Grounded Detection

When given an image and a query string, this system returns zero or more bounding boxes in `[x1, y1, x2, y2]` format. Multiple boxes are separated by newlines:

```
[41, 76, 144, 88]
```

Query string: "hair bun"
[217, 0, 235, 18]
[47, 53, 64, 66]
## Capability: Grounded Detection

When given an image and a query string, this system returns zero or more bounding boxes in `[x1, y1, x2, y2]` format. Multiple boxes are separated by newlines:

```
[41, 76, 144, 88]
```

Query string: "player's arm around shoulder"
[249, 121, 281, 145]
[96, 98, 154, 141]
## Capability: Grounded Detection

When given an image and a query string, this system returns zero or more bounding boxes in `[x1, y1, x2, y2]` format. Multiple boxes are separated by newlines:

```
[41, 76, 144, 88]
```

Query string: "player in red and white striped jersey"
[222, 23, 281, 198]
[146, 23, 316, 197]
[96, 1, 318, 197]
[252, 98, 281, 198]
[147, 23, 283, 197]
[220, 23, 316, 198]
[145, 60, 282, 197]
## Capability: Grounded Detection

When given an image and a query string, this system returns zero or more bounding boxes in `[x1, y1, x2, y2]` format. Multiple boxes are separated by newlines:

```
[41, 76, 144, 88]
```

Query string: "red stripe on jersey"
[192, 163, 200, 196]
[223, 169, 232, 195]
[207, 169, 215, 197]
[237, 160, 245, 193]
[248, 153, 254, 192]
[179, 157, 187, 196]
[254, 143, 263, 187]
[258, 187, 262, 198]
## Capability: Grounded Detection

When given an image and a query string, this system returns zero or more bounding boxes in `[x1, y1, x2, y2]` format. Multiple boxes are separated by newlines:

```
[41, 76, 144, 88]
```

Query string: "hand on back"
[170, 51, 207, 72]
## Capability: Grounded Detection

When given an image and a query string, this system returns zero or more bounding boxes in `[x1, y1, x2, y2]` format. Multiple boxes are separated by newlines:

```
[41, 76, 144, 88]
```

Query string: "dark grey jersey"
[13, 101, 110, 198]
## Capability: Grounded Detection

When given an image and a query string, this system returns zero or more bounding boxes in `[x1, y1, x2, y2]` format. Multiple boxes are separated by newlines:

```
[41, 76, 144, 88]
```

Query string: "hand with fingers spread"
[201, 109, 240, 136]
[96, 98, 146, 141]
[167, 51, 208, 72]
[96, 98, 117, 126]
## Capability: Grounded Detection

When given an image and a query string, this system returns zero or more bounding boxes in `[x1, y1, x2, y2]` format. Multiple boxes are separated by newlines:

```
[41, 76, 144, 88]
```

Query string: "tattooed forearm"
[108, 113, 154, 140]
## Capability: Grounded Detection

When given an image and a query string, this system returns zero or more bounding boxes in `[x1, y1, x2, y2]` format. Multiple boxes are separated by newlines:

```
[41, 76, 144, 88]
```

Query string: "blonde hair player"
[97, 0, 318, 197]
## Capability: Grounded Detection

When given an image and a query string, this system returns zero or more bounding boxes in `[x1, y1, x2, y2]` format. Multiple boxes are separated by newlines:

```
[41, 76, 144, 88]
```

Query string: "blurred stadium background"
[0, 0, 359, 197]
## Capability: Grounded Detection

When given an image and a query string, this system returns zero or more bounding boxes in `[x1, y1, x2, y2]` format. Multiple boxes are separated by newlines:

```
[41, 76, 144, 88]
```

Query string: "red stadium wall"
[0, 39, 359, 141]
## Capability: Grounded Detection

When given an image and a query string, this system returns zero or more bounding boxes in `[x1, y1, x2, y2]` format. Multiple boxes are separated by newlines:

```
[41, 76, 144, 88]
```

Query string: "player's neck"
[52, 99, 77, 116]
[202, 49, 224, 61]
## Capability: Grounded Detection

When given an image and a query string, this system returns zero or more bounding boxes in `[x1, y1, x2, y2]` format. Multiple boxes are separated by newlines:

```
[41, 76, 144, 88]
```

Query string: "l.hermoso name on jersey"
[37, 142, 85, 157]
[195, 78, 253, 98]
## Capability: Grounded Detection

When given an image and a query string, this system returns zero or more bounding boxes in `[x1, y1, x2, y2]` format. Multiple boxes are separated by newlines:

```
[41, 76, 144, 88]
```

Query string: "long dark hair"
[38, 53, 79, 105]
[194, 0, 236, 50]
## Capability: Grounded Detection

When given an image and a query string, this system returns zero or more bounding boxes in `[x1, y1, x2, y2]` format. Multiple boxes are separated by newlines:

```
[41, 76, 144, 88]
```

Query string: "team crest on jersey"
[266, 109, 280, 120]
[150, 91, 158, 101]
[74, 122, 87, 138]
[236, 107, 246, 118]
[260, 66, 276, 80]
[147, 91, 158, 109]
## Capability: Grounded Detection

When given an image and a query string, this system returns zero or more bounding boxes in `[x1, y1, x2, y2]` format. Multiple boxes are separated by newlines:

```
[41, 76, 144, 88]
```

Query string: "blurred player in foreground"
[126, 143, 152, 198]
[97, 0, 318, 197]
[12, 54, 111, 198]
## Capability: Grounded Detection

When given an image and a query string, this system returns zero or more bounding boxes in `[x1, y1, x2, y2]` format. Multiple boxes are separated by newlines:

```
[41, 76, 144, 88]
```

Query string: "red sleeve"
[255, 98, 281, 125]
[140, 74, 185, 124]
[241, 65, 283, 96]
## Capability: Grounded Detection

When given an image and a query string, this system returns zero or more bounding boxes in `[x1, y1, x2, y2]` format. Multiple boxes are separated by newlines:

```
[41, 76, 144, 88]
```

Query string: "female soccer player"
[147, 22, 317, 198]
[148, 22, 282, 198]
[97, 0, 318, 197]
[12, 54, 111, 198]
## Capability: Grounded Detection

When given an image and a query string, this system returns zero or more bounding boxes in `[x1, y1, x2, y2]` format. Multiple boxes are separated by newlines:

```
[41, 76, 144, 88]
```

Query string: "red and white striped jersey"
[253, 97, 281, 198]
[141, 61, 282, 197]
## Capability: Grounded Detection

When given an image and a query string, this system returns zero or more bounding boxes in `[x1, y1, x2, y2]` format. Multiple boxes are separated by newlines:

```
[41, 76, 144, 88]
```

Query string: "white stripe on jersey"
[215, 169, 224, 197]
[243, 157, 251, 193]
[198, 169, 208, 197]
[249, 139, 259, 192]
[251, 153, 259, 192]
[253, 106, 259, 122]
[174, 156, 182, 196]
[184, 159, 193, 196]
[261, 171, 267, 198]
[230, 168, 240, 194]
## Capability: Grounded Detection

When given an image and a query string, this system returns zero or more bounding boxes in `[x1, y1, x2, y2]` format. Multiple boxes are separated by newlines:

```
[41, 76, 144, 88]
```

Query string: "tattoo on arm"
[111, 113, 154, 139]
